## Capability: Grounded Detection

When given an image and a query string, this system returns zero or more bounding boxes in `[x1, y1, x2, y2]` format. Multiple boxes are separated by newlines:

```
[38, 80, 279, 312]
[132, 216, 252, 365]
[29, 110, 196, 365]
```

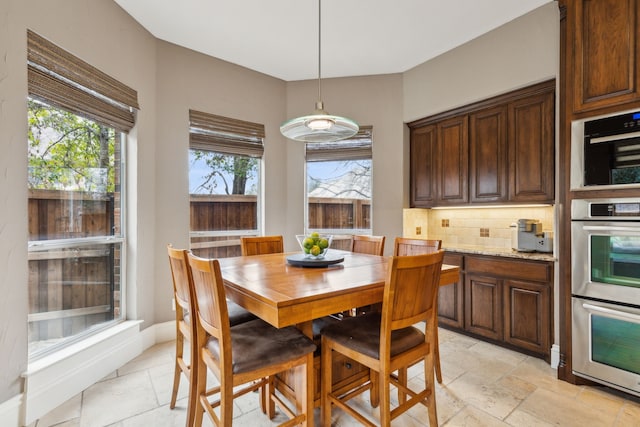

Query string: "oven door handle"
[582, 303, 640, 324]
[581, 225, 640, 233]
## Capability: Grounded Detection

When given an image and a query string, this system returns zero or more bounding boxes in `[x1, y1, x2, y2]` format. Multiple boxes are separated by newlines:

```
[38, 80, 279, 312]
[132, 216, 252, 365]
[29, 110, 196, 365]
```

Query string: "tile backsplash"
[403, 206, 555, 249]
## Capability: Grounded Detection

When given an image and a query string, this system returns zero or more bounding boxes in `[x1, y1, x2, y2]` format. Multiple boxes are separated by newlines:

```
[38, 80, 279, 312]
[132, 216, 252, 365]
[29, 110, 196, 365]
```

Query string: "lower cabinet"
[439, 252, 553, 360]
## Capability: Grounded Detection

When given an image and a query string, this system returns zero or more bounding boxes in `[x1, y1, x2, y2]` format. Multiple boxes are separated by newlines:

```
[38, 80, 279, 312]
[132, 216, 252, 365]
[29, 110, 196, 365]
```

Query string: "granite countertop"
[443, 244, 556, 262]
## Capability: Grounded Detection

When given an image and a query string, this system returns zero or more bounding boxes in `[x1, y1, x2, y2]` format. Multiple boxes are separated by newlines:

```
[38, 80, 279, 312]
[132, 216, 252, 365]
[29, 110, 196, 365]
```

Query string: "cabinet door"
[439, 253, 464, 329]
[503, 279, 551, 357]
[571, 0, 640, 112]
[464, 273, 502, 341]
[410, 125, 437, 207]
[508, 91, 555, 203]
[470, 106, 508, 203]
[436, 115, 469, 205]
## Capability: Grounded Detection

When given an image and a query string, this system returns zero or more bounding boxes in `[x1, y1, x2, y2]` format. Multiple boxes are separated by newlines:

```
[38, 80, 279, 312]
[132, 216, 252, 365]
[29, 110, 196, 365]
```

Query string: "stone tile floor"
[29, 328, 640, 426]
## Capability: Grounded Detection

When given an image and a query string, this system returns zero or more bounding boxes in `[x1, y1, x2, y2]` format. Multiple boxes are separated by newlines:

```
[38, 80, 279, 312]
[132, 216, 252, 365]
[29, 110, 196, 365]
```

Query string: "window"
[305, 127, 373, 250]
[26, 30, 138, 359]
[188, 110, 264, 257]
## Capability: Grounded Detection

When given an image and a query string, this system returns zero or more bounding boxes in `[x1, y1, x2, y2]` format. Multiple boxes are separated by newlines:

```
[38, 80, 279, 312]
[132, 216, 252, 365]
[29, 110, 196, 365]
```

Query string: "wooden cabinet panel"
[464, 274, 503, 341]
[504, 279, 551, 356]
[437, 116, 469, 205]
[410, 125, 437, 207]
[571, 0, 640, 113]
[470, 106, 508, 203]
[465, 256, 552, 283]
[439, 253, 464, 329]
[508, 91, 555, 203]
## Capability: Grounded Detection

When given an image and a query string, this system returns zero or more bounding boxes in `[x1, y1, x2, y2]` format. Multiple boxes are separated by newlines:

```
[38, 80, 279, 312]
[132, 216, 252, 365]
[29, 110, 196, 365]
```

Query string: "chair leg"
[379, 370, 391, 427]
[170, 332, 183, 409]
[397, 367, 407, 404]
[303, 353, 314, 427]
[369, 370, 380, 408]
[266, 376, 276, 419]
[424, 354, 439, 427]
[434, 325, 442, 384]
[321, 339, 333, 426]
[219, 378, 235, 427]
[192, 352, 207, 427]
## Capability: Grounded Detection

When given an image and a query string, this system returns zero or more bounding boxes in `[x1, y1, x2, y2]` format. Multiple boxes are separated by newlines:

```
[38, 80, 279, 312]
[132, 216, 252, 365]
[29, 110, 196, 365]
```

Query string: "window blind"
[305, 126, 373, 162]
[189, 109, 265, 157]
[27, 29, 139, 132]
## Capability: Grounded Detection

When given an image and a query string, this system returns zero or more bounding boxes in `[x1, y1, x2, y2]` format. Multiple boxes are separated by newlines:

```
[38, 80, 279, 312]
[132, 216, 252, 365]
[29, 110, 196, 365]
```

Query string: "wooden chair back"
[187, 254, 230, 348]
[382, 251, 444, 334]
[167, 245, 193, 318]
[394, 237, 442, 256]
[166, 245, 198, 426]
[240, 235, 284, 256]
[350, 234, 386, 256]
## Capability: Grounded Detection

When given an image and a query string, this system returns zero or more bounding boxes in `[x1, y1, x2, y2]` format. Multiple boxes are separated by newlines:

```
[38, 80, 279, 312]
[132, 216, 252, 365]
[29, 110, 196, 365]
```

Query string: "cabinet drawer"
[466, 256, 551, 283]
[443, 253, 464, 268]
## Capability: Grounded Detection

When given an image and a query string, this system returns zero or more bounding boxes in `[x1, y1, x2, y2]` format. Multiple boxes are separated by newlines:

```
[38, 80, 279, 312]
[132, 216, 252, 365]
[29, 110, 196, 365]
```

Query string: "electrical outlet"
[416, 226, 422, 235]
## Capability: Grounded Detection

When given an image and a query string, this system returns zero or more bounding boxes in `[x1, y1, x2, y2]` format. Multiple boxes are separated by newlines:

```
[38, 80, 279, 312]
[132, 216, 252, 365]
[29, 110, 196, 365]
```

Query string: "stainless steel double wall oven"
[571, 110, 640, 396]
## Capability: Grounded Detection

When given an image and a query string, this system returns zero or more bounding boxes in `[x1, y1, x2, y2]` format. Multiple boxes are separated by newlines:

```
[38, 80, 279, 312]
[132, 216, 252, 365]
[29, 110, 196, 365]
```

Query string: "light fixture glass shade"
[281, 111, 359, 143]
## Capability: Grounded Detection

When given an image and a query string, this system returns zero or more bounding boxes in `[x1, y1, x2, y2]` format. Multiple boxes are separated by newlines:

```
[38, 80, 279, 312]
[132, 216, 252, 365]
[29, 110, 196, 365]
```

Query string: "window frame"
[26, 30, 137, 360]
[188, 110, 265, 256]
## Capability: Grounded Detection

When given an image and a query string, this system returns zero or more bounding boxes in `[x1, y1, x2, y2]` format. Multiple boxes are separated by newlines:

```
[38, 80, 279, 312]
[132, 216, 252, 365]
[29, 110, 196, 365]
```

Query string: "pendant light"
[280, 0, 359, 143]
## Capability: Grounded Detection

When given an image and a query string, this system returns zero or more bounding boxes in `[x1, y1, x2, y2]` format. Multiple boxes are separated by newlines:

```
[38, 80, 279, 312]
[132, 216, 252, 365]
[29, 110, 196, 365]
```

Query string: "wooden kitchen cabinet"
[568, 0, 640, 114]
[408, 80, 555, 207]
[508, 91, 555, 203]
[504, 279, 551, 356]
[438, 253, 464, 329]
[464, 272, 503, 341]
[470, 106, 508, 203]
[442, 252, 553, 361]
[436, 116, 469, 205]
[410, 124, 437, 207]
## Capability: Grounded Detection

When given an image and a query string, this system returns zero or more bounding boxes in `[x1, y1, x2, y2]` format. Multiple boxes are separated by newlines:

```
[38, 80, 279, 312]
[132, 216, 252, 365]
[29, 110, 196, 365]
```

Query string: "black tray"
[286, 253, 345, 268]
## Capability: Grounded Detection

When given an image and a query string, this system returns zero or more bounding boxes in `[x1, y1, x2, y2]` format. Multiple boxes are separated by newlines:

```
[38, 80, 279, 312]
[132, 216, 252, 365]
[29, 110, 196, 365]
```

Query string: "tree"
[28, 99, 115, 192]
[190, 151, 258, 195]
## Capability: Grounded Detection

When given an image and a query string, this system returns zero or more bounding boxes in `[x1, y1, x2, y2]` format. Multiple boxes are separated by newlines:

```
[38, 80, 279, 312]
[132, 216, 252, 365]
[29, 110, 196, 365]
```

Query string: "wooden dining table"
[218, 249, 460, 335]
[217, 249, 460, 415]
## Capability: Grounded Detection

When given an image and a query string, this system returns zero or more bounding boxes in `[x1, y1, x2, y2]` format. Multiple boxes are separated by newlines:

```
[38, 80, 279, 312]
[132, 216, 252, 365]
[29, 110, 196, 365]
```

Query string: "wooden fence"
[28, 191, 370, 344]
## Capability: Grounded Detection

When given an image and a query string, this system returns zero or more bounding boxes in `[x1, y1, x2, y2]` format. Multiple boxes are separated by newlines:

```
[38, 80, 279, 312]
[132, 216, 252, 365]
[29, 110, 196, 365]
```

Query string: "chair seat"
[321, 313, 425, 360]
[227, 300, 257, 326]
[206, 319, 316, 374]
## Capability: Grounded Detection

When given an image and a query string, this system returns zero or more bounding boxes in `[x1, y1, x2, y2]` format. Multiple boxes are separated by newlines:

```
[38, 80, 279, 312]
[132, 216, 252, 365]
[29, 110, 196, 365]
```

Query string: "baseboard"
[0, 394, 22, 427]
[550, 344, 560, 369]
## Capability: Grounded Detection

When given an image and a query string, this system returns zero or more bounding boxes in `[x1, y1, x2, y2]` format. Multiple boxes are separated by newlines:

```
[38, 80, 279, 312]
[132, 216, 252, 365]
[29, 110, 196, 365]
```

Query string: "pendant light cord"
[317, 0, 322, 106]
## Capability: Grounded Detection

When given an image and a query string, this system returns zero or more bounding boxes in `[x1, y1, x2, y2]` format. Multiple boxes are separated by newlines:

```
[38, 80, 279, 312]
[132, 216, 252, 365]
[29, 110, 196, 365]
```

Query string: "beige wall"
[0, 0, 559, 407]
[284, 74, 405, 255]
[403, 2, 559, 122]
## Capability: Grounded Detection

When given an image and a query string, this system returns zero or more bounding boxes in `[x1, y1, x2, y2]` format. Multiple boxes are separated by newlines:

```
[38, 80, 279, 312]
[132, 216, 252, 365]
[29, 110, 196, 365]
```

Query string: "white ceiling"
[114, 0, 553, 82]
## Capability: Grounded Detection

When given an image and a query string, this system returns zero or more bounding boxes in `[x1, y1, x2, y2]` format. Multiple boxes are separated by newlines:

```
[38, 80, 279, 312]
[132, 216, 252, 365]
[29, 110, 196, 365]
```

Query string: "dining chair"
[348, 235, 386, 318]
[187, 253, 316, 427]
[240, 235, 284, 256]
[351, 234, 386, 256]
[393, 237, 445, 384]
[321, 251, 445, 427]
[166, 245, 257, 427]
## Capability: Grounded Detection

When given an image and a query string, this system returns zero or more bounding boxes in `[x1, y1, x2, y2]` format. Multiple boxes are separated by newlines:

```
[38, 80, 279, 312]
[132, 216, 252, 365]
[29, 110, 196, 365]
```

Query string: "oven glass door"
[572, 297, 640, 396]
[572, 221, 640, 300]
[591, 234, 640, 287]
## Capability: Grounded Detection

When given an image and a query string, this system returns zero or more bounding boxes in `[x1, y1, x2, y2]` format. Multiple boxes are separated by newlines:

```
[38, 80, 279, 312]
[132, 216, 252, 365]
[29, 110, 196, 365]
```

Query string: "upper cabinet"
[569, 0, 640, 113]
[437, 115, 469, 205]
[409, 80, 555, 208]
